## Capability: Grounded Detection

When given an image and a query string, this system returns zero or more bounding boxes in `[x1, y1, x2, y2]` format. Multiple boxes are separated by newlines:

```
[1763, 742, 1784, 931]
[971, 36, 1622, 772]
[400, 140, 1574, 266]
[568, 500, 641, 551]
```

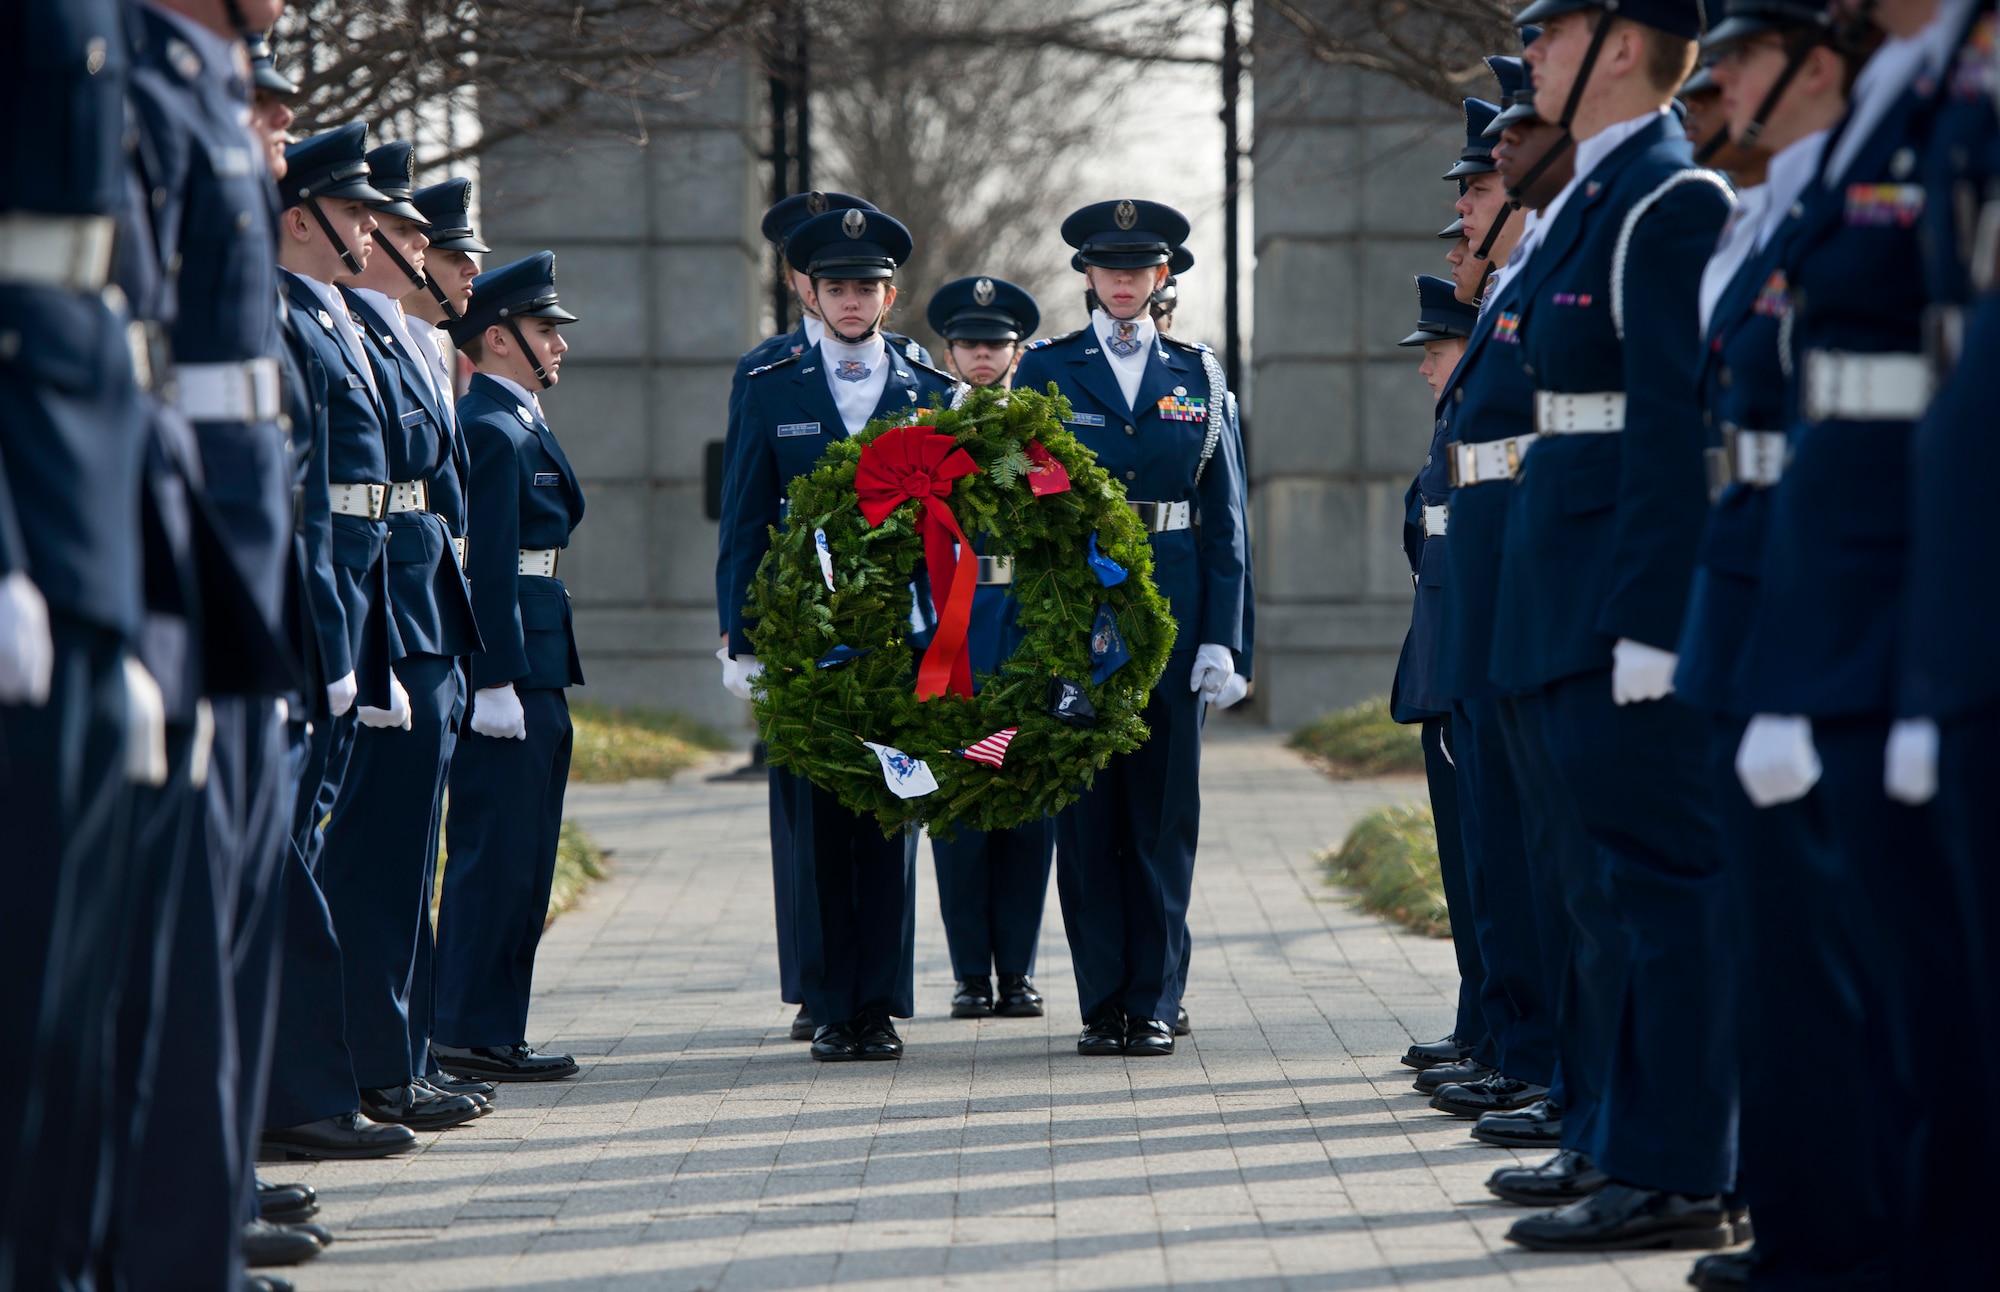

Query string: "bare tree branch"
[1259, 0, 1522, 109]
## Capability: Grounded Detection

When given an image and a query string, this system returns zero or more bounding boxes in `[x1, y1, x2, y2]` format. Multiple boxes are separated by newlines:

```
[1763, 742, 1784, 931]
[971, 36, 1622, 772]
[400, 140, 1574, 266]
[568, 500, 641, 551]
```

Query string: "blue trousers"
[769, 767, 802, 1004]
[405, 665, 462, 1075]
[1540, 671, 1734, 1197]
[1422, 716, 1488, 1055]
[435, 686, 572, 1048]
[1055, 651, 1201, 1026]
[930, 818, 1054, 979]
[1452, 698, 1553, 1086]
[789, 778, 918, 1025]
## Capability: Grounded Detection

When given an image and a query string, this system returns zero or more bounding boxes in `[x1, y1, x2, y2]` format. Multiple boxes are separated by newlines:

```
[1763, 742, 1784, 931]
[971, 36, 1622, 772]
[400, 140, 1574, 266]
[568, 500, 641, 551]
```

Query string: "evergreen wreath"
[746, 383, 1176, 837]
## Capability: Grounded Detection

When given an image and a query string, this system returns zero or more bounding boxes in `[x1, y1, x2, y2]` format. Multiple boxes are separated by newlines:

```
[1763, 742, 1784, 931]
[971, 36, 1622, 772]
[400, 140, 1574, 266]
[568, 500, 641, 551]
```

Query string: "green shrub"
[568, 702, 729, 783]
[1289, 696, 1426, 778]
[1318, 803, 1450, 938]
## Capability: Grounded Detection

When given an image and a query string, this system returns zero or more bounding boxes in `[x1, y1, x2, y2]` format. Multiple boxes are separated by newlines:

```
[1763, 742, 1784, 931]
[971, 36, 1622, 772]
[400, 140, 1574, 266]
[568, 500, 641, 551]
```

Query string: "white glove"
[1611, 638, 1678, 706]
[470, 682, 527, 740]
[1736, 713, 1821, 808]
[718, 645, 763, 700]
[1884, 717, 1939, 806]
[123, 656, 168, 786]
[0, 571, 54, 706]
[326, 670, 357, 717]
[1210, 672, 1250, 710]
[1190, 643, 1234, 702]
[357, 670, 412, 730]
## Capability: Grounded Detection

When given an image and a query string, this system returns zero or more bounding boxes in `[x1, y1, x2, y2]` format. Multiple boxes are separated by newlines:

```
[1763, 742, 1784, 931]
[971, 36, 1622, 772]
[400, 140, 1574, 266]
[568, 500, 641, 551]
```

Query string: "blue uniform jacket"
[458, 373, 585, 691]
[1901, 4, 2000, 720]
[1437, 271, 1542, 702]
[1490, 115, 1733, 692]
[722, 340, 955, 658]
[1011, 330, 1247, 659]
[1222, 388, 1255, 682]
[1391, 385, 1456, 721]
[1738, 66, 1949, 716]
[345, 291, 481, 659]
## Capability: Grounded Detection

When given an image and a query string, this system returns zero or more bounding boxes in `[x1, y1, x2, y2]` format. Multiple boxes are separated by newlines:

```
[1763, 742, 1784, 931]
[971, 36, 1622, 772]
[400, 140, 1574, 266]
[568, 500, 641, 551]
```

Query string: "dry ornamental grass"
[1318, 803, 1451, 939]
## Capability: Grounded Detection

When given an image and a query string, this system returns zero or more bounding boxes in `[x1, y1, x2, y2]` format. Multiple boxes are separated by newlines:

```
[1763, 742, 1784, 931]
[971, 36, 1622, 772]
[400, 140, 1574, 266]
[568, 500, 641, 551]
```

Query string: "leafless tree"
[1259, 0, 1522, 109]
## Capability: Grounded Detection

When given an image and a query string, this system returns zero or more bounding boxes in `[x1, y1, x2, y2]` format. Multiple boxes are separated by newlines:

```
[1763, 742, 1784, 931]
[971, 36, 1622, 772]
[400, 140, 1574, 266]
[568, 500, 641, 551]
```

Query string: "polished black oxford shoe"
[433, 1042, 579, 1082]
[1430, 1074, 1549, 1118]
[241, 1219, 324, 1267]
[1471, 1097, 1563, 1148]
[1413, 1057, 1495, 1095]
[424, 1070, 496, 1099]
[418, 1076, 490, 1115]
[1078, 1011, 1126, 1056]
[1688, 1246, 1757, 1290]
[245, 1276, 294, 1292]
[951, 976, 995, 1018]
[359, 1082, 481, 1131]
[1727, 1208, 1753, 1246]
[811, 1021, 863, 1061]
[790, 1005, 816, 1040]
[854, 1010, 904, 1060]
[1486, 1149, 1607, 1206]
[1506, 1182, 1732, 1252]
[996, 973, 1045, 1017]
[1125, 1018, 1175, 1056]
[255, 1178, 318, 1224]
[1173, 1006, 1190, 1036]
[260, 1112, 418, 1160]
[1401, 1034, 1474, 1070]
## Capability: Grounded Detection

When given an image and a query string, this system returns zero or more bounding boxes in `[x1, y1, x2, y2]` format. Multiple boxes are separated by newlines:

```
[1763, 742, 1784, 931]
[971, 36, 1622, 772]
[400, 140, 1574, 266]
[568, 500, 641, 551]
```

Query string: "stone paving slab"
[278, 725, 1707, 1290]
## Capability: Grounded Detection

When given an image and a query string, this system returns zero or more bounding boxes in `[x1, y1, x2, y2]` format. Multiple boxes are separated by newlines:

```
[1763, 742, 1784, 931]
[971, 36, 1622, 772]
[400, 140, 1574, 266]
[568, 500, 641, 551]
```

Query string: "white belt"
[1706, 427, 1787, 494]
[175, 357, 281, 423]
[0, 213, 115, 291]
[1802, 350, 1932, 422]
[328, 482, 387, 521]
[1535, 391, 1627, 434]
[1422, 504, 1449, 538]
[452, 535, 467, 568]
[385, 480, 428, 514]
[976, 556, 1013, 585]
[1448, 435, 1540, 487]
[518, 547, 559, 577]
[1129, 500, 1192, 532]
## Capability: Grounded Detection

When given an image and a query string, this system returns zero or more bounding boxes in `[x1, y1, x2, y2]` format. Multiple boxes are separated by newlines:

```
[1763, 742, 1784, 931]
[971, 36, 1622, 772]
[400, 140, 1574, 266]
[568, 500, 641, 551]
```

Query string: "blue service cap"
[412, 178, 489, 254]
[1445, 99, 1502, 179]
[785, 207, 912, 280]
[1069, 243, 1195, 275]
[282, 124, 389, 208]
[1513, 0, 1704, 39]
[245, 29, 296, 96]
[1682, 63, 1718, 95]
[761, 191, 876, 247]
[450, 251, 577, 343]
[1703, 0, 1836, 52]
[362, 142, 430, 226]
[1439, 215, 1465, 239]
[1487, 55, 1529, 106]
[1398, 274, 1480, 346]
[927, 276, 1040, 342]
[1060, 199, 1191, 270]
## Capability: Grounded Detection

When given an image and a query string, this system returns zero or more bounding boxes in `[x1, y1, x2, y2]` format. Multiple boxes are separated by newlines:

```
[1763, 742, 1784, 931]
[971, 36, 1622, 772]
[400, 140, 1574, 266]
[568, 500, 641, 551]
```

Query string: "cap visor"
[1483, 103, 1540, 137]
[1438, 217, 1465, 239]
[316, 177, 392, 204]
[254, 71, 298, 95]
[367, 198, 432, 226]
[1701, 16, 1788, 53]
[1444, 157, 1498, 179]
[943, 324, 1021, 342]
[1512, 0, 1593, 25]
[519, 304, 579, 323]
[425, 232, 490, 254]
[1077, 251, 1171, 269]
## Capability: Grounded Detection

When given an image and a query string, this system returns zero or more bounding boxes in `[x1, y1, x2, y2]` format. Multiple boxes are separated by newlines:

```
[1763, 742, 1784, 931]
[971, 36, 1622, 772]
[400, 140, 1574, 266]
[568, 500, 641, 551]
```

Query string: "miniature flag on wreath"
[959, 728, 1018, 769]
[1086, 532, 1127, 587]
[1024, 440, 1071, 496]
[814, 527, 836, 590]
[864, 741, 939, 799]
[1089, 604, 1131, 684]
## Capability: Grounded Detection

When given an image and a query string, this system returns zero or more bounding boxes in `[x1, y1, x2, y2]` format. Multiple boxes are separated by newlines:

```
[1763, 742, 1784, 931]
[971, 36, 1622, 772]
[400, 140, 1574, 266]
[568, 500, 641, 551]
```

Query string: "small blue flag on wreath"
[1088, 604, 1131, 684]
[1086, 532, 1127, 587]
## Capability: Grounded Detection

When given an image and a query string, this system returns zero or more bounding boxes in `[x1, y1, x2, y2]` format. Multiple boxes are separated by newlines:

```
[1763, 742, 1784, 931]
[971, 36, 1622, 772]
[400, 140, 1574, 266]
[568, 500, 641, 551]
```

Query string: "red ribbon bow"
[855, 425, 981, 700]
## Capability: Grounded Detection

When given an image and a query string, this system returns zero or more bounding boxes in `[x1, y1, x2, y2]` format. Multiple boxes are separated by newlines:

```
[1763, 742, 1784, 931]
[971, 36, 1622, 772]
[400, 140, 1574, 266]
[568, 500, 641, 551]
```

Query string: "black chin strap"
[1474, 201, 1517, 261]
[422, 271, 462, 321]
[302, 195, 363, 275]
[1727, 27, 1826, 156]
[503, 315, 552, 389]
[1506, 6, 1620, 205]
[370, 228, 429, 296]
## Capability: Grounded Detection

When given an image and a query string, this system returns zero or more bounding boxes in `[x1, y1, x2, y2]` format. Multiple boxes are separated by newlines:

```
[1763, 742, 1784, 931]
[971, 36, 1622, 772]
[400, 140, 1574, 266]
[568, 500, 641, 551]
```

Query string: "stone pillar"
[1248, 22, 1460, 720]
[479, 60, 765, 734]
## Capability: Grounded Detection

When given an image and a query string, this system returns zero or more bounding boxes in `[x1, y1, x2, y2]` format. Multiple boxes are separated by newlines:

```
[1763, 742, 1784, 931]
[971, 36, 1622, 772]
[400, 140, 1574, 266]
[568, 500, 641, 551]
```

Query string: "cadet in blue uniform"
[1013, 200, 1248, 1059]
[721, 208, 954, 1061]
[432, 252, 587, 1083]
[922, 275, 1055, 1021]
[1485, 0, 1739, 1251]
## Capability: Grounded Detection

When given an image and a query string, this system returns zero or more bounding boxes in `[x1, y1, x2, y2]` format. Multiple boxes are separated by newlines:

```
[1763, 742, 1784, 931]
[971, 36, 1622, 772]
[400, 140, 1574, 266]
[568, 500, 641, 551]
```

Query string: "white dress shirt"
[1091, 308, 1157, 411]
[818, 332, 889, 436]
[287, 270, 379, 400]
[1826, 0, 1974, 187]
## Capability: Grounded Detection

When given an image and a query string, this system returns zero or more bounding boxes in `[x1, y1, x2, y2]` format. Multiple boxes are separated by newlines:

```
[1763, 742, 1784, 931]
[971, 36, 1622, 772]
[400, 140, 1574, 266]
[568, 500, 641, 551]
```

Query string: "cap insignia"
[807, 191, 828, 216]
[841, 208, 867, 239]
[1114, 200, 1137, 231]
[973, 277, 995, 306]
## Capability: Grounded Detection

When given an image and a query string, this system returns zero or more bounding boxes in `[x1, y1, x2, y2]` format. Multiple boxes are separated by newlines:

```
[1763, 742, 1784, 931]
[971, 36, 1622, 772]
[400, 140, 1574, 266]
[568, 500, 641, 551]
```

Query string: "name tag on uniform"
[344, 373, 366, 389]
[777, 422, 821, 437]
[1065, 412, 1105, 427]
[400, 409, 426, 426]
[207, 144, 253, 177]
[533, 472, 561, 486]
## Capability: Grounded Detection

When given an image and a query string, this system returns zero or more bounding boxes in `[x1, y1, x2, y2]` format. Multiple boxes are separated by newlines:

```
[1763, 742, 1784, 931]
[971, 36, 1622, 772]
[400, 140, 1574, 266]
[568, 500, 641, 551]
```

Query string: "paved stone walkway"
[277, 726, 1705, 1290]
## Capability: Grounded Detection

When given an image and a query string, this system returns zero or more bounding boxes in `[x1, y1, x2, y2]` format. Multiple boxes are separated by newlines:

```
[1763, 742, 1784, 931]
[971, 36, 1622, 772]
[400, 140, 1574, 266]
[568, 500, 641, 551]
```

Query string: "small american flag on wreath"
[958, 728, 1018, 769]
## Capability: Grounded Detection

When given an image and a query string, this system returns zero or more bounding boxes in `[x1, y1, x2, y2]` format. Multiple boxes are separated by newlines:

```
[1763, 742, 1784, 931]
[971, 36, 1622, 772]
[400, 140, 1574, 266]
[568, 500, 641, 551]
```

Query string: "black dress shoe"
[1727, 1208, 1753, 1246]
[951, 976, 994, 1018]
[1413, 1058, 1495, 1095]
[1471, 1097, 1563, 1148]
[1173, 1006, 1190, 1036]
[418, 1075, 491, 1115]
[1487, 1149, 1607, 1205]
[244, 1276, 294, 1292]
[853, 1010, 904, 1059]
[1078, 1011, 1125, 1056]
[1125, 1018, 1175, 1056]
[1506, 1182, 1731, 1252]
[995, 973, 1045, 1017]
[1401, 1034, 1474, 1070]
[1429, 1074, 1549, 1118]
[424, 1070, 496, 1099]
[241, 1219, 324, 1267]
[255, 1178, 319, 1224]
[789, 1004, 816, 1040]
[359, 1082, 482, 1131]
[260, 1112, 418, 1160]
[433, 1042, 579, 1082]
[811, 1021, 865, 1061]
[1689, 1246, 1757, 1290]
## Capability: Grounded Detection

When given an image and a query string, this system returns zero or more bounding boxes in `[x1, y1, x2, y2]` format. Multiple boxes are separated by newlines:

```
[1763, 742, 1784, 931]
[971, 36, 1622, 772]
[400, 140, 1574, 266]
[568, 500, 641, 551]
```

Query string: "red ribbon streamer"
[855, 425, 981, 700]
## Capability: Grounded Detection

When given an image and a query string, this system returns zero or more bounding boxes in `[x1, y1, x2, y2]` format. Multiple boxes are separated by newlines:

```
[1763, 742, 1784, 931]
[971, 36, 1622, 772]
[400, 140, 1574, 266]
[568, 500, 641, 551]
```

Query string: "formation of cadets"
[2, 2, 587, 1287]
[1387, 0, 2000, 1281]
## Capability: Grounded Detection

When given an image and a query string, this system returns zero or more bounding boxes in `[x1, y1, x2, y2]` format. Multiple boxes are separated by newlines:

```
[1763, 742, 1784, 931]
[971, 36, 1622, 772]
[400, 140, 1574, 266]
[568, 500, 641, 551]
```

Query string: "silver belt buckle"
[0, 213, 115, 292]
[1421, 504, 1448, 538]
[452, 535, 467, 568]
[386, 480, 428, 514]
[518, 548, 559, 577]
